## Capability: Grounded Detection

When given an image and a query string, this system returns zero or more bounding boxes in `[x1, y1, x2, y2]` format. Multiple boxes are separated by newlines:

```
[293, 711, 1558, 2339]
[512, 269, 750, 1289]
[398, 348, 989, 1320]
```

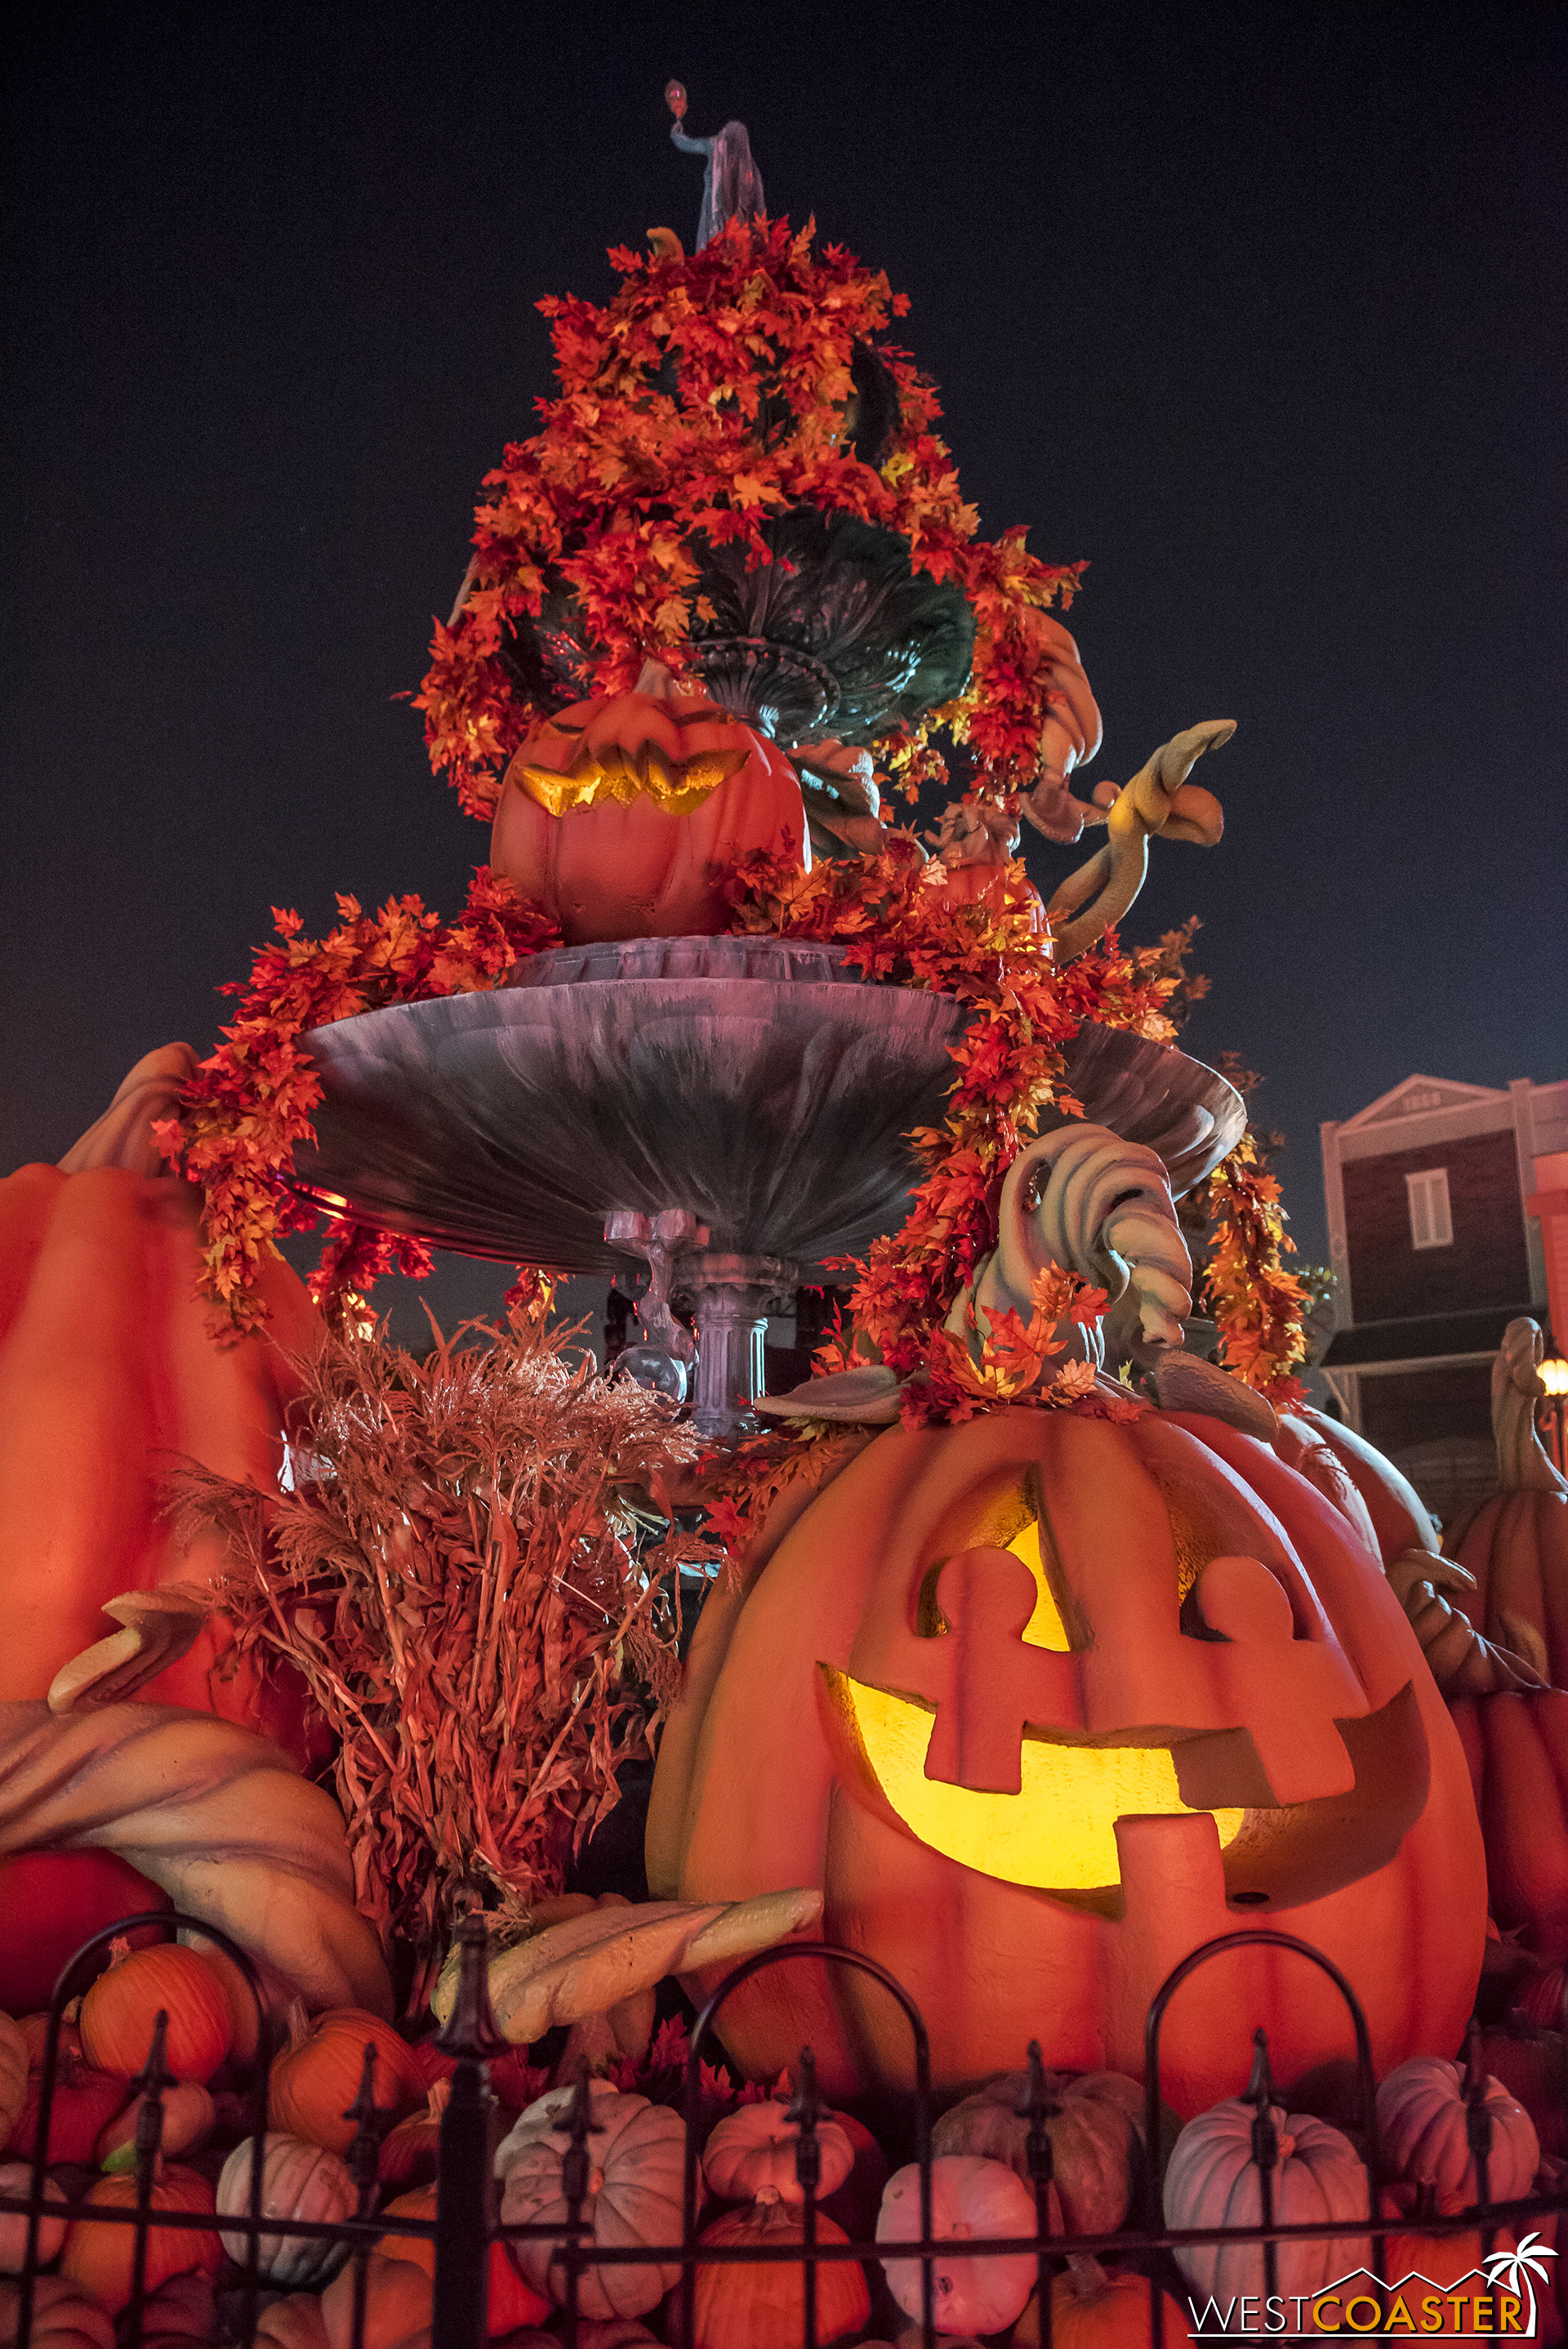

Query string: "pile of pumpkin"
[5, 1939, 1568, 2349]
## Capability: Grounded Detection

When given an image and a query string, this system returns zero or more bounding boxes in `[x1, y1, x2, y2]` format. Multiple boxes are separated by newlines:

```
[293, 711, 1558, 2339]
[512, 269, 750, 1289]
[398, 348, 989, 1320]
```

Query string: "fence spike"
[788, 2047, 824, 2199]
[434, 1907, 508, 2060]
[344, 2043, 390, 2213]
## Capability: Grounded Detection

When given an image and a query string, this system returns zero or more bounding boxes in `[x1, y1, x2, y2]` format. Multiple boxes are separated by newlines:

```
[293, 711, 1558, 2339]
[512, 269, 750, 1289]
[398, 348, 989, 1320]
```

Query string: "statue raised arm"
[666, 79, 764, 249]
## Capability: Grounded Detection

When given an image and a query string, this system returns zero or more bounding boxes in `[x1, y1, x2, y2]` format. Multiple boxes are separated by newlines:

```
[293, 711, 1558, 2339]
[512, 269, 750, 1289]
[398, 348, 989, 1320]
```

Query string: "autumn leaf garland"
[155, 867, 561, 1337]
[414, 216, 1085, 820]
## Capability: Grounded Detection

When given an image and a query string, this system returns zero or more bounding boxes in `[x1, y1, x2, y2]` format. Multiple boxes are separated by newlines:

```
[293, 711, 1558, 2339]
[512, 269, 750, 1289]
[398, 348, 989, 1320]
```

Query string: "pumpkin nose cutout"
[925, 1547, 1046, 1795]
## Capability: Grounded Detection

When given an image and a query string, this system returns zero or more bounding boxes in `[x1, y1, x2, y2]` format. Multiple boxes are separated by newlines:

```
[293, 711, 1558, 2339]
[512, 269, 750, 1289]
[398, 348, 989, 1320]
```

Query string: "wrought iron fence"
[3, 1915, 1564, 2349]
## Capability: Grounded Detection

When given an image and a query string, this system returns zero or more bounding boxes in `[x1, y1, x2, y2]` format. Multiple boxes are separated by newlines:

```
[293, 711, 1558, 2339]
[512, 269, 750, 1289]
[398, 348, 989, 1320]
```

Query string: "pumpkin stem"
[107, 1936, 132, 1971]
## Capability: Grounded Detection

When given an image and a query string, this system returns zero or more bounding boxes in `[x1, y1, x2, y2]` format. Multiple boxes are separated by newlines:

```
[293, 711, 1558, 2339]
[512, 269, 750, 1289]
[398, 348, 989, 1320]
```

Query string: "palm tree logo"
[1484, 2233, 1557, 2331]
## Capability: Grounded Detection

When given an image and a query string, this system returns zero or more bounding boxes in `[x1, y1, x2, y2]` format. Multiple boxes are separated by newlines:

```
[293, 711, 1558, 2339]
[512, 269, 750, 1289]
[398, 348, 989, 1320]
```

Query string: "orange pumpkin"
[0, 2274, 116, 2349]
[1016, 2261, 1196, 2349]
[702, 2098, 857, 2204]
[694, 2195, 869, 2348]
[1453, 1488, 1568, 1680]
[0, 1108, 321, 1758]
[96, 2080, 215, 2170]
[0, 2160, 68, 2269]
[0, 2017, 22, 2150]
[320, 2251, 432, 2349]
[1450, 1693, 1568, 1960]
[269, 2010, 423, 2155]
[0, 1854, 171, 2017]
[59, 2164, 220, 2312]
[8, 2050, 129, 2166]
[377, 2082, 447, 2190]
[379, 2183, 550, 2334]
[79, 1943, 231, 2084]
[655, 1404, 1486, 2112]
[491, 684, 807, 944]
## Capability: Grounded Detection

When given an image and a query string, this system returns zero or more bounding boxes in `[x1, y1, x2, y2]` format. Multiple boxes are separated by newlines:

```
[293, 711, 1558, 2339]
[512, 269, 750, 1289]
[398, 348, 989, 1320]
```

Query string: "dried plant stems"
[169, 1313, 715, 2012]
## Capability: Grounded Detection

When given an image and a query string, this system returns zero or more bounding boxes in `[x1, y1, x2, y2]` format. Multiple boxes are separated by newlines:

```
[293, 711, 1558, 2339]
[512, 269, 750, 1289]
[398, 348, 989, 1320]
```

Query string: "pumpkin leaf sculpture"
[0, 1700, 391, 2017]
[430, 1885, 822, 2054]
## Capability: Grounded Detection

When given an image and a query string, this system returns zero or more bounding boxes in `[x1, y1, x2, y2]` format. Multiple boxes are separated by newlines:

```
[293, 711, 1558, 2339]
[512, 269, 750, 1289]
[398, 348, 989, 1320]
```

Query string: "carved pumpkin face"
[491, 688, 808, 944]
[655, 1406, 1485, 2114]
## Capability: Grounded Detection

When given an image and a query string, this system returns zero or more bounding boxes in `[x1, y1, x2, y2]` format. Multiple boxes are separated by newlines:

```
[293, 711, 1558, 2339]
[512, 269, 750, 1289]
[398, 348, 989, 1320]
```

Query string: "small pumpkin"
[96, 2080, 214, 2171]
[1471, 2020, 1568, 2159]
[379, 2182, 550, 2334]
[268, 2008, 423, 2154]
[1163, 2097, 1368, 2299]
[16, 2016, 81, 2070]
[378, 2080, 448, 2189]
[0, 2273, 116, 2349]
[491, 675, 808, 946]
[253, 2293, 332, 2349]
[1381, 2185, 1490, 2289]
[0, 2019, 23, 2150]
[1377, 2052, 1539, 2203]
[0, 2159, 67, 2269]
[320, 2251, 432, 2349]
[7, 2051, 128, 2165]
[181, 1935, 264, 2068]
[819, 2106, 889, 2241]
[702, 2097, 856, 2204]
[78, 1943, 231, 2085]
[693, 2194, 870, 2348]
[877, 2154, 1036, 2336]
[497, 2087, 686, 2319]
[216, 2133, 355, 2285]
[932, 2067, 1144, 2234]
[59, 2163, 220, 2313]
[1016, 2261, 1196, 2349]
[132, 2271, 216, 2342]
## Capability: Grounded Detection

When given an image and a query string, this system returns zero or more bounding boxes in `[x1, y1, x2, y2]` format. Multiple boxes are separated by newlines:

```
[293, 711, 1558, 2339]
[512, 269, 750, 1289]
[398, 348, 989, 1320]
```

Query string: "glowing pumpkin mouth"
[515, 742, 751, 818]
[822, 1665, 1245, 1891]
[819, 1665, 1430, 1905]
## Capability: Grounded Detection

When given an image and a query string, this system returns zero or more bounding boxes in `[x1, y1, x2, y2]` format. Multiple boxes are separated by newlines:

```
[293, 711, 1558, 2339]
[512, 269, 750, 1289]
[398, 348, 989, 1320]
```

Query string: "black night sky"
[5, 2, 1564, 1322]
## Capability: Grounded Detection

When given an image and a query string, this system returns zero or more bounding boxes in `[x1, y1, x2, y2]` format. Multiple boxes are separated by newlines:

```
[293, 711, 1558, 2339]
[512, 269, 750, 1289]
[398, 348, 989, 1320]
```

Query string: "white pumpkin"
[217, 2133, 356, 2285]
[877, 2154, 1036, 2336]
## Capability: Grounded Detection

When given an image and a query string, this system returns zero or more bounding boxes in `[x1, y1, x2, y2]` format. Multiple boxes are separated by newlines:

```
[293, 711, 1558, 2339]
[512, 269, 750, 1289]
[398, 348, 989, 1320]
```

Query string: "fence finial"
[434, 1909, 507, 2060]
[1244, 2026, 1281, 2174]
[788, 2047, 823, 2197]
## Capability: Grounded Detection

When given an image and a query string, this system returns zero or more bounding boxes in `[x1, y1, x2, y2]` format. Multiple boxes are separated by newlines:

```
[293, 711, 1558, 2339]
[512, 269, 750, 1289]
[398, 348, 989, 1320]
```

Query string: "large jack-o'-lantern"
[650, 1402, 1485, 2115]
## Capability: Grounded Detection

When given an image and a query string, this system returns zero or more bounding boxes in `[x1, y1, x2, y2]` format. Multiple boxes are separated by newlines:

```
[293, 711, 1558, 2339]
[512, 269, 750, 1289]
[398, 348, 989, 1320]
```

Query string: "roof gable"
[1342, 1074, 1508, 1133]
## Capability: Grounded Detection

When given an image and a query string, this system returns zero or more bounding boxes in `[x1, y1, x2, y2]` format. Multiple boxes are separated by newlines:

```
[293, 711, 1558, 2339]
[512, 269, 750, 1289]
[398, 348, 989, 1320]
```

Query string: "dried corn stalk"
[168, 1313, 715, 2012]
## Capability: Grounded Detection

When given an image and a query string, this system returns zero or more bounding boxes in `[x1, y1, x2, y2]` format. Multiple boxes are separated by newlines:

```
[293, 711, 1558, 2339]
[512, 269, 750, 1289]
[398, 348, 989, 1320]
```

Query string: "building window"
[1405, 1167, 1453, 1250]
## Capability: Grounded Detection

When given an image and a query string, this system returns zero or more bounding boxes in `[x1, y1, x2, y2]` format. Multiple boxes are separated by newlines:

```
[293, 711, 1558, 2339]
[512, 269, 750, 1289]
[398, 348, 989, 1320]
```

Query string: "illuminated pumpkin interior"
[819, 1469, 1428, 1905]
[822, 1663, 1245, 1890]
